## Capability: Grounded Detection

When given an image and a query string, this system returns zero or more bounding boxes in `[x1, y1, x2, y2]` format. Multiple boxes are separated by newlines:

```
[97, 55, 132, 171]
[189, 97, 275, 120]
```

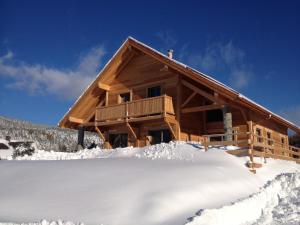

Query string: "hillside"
[0, 116, 100, 152]
[0, 142, 299, 225]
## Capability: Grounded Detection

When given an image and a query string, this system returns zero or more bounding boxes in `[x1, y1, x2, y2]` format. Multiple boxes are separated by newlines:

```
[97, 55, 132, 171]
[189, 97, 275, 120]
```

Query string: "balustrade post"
[163, 95, 167, 117]
[125, 102, 128, 121]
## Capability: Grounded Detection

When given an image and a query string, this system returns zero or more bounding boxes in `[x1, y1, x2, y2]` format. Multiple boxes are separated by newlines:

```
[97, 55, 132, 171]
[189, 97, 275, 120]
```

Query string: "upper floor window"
[119, 92, 131, 103]
[281, 137, 285, 144]
[267, 131, 273, 145]
[147, 86, 161, 98]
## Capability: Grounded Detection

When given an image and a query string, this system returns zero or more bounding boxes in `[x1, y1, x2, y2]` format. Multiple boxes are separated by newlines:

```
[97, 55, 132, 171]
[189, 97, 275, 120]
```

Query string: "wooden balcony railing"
[202, 131, 300, 162]
[95, 95, 175, 122]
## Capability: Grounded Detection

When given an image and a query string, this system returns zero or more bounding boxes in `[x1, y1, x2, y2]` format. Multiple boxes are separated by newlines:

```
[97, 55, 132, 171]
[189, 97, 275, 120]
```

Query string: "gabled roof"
[59, 37, 300, 133]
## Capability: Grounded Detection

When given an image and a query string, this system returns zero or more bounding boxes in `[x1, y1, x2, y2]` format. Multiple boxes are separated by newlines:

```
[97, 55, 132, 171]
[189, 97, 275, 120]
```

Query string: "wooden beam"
[181, 91, 196, 108]
[84, 111, 96, 123]
[165, 120, 177, 139]
[109, 77, 177, 92]
[176, 75, 182, 140]
[182, 104, 224, 113]
[95, 126, 105, 141]
[69, 116, 84, 124]
[126, 122, 137, 140]
[182, 80, 224, 104]
[105, 91, 109, 106]
[98, 82, 111, 91]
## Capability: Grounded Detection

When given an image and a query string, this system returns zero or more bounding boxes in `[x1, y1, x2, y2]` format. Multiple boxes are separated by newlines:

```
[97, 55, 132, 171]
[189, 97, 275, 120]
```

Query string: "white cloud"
[279, 106, 300, 127]
[0, 46, 106, 100]
[156, 30, 177, 49]
[186, 41, 252, 89]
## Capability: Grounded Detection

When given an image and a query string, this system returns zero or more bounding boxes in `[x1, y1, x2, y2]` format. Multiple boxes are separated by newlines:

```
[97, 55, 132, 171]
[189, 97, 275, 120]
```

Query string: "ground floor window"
[148, 129, 171, 145]
[256, 127, 263, 143]
[109, 133, 128, 148]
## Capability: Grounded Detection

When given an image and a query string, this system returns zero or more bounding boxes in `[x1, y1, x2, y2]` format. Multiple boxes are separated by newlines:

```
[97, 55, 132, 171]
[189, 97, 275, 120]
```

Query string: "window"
[256, 128, 263, 143]
[281, 137, 286, 149]
[206, 109, 223, 122]
[119, 92, 131, 103]
[148, 129, 171, 144]
[147, 86, 161, 98]
[267, 131, 273, 145]
[109, 133, 128, 148]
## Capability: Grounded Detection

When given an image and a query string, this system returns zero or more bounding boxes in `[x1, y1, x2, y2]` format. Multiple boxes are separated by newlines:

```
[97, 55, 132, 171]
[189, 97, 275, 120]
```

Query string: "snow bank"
[12, 141, 237, 161]
[186, 172, 300, 225]
[11, 141, 203, 161]
[0, 142, 299, 225]
[0, 139, 14, 159]
[0, 219, 86, 225]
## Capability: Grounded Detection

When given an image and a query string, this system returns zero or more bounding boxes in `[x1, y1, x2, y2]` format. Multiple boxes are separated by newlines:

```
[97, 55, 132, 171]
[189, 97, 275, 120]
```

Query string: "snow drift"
[186, 172, 300, 225]
[0, 142, 299, 225]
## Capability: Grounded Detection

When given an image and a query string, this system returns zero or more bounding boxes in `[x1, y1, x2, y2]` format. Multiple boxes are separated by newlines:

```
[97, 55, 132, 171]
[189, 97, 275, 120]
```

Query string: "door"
[109, 133, 128, 148]
[148, 129, 171, 145]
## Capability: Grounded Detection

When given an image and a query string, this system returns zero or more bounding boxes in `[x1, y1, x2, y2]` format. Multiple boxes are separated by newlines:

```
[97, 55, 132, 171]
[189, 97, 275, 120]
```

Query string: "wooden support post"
[126, 122, 137, 140]
[247, 121, 255, 173]
[223, 106, 233, 141]
[204, 136, 208, 151]
[163, 94, 167, 117]
[95, 126, 105, 141]
[165, 120, 177, 140]
[182, 80, 225, 104]
[105, 91, 109, 106]
[176, 75, 182, 140]
[181, 92, 196, 108]
[77, 125, 85, 150]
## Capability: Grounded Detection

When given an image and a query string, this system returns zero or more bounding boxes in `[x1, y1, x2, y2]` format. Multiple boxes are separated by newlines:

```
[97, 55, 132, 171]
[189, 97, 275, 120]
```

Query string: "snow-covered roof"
[59, 36, 300, 133]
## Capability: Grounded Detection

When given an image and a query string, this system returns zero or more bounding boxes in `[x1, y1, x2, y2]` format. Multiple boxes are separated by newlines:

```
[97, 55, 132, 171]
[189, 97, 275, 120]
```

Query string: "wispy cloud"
[186, 41, 252, 89]
[279, 106, 300, 127]
[155, 30, 177, 50]
[155, 30, 253, 90]
[0, 46, 106, 100]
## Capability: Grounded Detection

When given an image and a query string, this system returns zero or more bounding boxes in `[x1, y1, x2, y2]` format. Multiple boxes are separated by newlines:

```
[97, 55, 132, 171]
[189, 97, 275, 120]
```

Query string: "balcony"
[95, 95, 175, 125]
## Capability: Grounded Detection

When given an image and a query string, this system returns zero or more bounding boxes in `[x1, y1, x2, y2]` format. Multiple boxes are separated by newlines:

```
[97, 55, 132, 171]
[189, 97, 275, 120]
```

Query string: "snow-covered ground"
[0, 142, 299, 225]
[0, 139, 14, 159]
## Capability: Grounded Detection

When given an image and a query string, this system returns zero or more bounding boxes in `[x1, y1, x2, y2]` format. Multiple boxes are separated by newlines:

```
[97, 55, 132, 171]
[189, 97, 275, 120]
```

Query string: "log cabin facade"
[59, 37, 300, 164]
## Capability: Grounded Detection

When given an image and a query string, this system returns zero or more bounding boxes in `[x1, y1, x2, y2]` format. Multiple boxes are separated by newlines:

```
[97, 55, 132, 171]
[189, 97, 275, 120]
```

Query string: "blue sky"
[0, 0, 300, 126]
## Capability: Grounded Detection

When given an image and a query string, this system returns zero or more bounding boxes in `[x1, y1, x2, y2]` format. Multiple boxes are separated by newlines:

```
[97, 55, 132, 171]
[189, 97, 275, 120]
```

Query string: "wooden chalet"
[59, 37, 300, 166]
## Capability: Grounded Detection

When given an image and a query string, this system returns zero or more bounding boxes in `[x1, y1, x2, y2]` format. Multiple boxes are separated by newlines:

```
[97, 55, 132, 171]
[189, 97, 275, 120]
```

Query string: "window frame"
[117, 90, 132, 104]
[255, 126, 263, 143]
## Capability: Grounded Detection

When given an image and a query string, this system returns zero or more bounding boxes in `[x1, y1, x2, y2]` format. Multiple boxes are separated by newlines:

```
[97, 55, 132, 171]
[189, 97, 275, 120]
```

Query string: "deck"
[202, 130, 300, 164]
[95, 95, 175, 125]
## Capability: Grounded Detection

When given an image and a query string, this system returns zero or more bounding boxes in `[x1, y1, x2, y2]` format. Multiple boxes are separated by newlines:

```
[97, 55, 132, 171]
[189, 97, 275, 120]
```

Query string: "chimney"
[167, 49, 173, 59]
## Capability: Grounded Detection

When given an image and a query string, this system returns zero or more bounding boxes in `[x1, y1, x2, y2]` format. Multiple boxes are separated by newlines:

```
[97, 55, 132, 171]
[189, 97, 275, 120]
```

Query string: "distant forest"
[0, 116, 101, 151]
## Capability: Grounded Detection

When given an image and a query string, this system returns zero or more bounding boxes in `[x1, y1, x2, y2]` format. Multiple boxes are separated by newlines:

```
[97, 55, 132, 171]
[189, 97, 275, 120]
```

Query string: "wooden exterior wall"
[93, 51, 291, 152]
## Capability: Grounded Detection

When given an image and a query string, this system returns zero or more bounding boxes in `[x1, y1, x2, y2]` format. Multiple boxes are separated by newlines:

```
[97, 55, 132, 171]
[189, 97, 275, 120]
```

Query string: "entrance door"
[109, 133, 128, 148]
[148, 129, 171, 145]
